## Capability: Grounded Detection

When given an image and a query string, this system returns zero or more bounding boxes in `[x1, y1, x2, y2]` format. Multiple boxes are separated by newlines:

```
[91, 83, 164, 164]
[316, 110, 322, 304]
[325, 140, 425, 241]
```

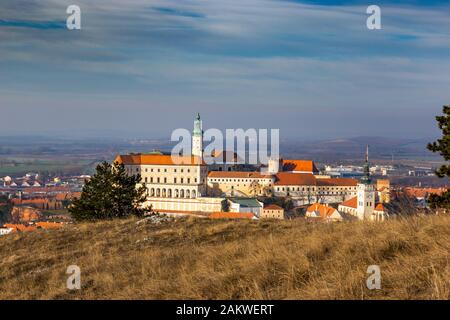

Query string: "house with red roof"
[305, 203, 343, 222]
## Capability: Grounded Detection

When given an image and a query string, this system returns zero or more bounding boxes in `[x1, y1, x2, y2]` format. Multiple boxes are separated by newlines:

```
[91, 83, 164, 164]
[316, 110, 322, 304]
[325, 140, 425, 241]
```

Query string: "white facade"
[0, 228, 13, 236]
[356, 182, 375, 220]
[192, 113, 203, 158]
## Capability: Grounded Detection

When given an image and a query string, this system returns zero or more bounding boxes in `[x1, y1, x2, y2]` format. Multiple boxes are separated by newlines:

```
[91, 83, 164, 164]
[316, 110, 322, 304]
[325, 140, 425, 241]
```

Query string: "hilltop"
[0, 215, 449, 300]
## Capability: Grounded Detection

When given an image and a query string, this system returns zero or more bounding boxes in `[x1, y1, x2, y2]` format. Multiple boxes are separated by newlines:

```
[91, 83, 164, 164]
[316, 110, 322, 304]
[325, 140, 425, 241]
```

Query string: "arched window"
[162, 189, 166, 197]
[185, 190, 190, 198]
[168, 189, 172, 198]
[191, 190, 196, 198]
[175, 189, 179, 198]
[180, 189, 184, 198]
[156, 188, 160, 197]
[150, 188, 155, 197]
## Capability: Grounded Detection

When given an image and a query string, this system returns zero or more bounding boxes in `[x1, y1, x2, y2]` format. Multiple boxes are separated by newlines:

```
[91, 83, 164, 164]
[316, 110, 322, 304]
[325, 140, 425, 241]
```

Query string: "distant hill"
[0, 215, 449, 299]
[0, 135, 441, 165]
[281, 136, 440, 163]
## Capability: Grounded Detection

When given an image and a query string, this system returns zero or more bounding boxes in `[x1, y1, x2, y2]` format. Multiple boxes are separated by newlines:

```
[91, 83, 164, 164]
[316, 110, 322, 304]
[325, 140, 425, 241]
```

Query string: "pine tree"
[69, 161, 149, 221]
[427, 105, 450, 209]
[221, 199, 230, 212]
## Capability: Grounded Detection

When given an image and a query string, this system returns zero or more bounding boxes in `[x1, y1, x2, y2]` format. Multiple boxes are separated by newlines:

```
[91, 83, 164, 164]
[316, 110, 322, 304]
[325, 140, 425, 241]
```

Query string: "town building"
[305, 203, 343, 222]
[228, 198, 263, 217]
[207, 171, 274, 197]
[261, 204, 284, 219]
[115, 152, 225, 213]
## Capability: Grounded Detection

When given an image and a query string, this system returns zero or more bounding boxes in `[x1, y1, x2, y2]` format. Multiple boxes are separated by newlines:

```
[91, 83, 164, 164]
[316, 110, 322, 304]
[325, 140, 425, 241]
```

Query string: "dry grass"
[0, 214, 449, 300]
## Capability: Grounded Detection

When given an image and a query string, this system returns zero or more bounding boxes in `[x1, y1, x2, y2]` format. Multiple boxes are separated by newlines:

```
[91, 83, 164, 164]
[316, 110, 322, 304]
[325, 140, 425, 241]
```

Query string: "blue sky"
[1, 0, 450, 139]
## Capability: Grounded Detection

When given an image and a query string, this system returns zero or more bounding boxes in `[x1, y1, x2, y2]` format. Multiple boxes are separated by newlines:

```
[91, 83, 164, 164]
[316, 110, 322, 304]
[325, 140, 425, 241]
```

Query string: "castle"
[115, 114, 388, 221]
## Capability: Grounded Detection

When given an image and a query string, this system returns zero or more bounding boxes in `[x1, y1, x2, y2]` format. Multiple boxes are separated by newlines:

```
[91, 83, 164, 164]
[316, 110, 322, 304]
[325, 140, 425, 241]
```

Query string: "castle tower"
[356, 145, 375, 220]
[267, 157, 280, 174]
[192, 113, 203, 158]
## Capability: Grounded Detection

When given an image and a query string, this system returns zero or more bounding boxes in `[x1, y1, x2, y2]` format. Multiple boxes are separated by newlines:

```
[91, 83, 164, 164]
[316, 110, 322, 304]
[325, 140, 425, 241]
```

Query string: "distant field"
[0, 214, 448, 299]
[0, 157, 95, 176]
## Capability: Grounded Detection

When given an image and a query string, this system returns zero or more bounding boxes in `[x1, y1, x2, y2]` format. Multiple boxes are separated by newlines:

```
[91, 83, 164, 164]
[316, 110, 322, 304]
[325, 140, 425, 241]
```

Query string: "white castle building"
[116, 115, 388, 217]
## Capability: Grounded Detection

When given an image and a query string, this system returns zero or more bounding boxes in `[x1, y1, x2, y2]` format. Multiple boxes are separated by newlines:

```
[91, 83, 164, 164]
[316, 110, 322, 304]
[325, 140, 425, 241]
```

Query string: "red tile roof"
[274, 173, 317, 186]
[317, 178, 357, 187]
[306, 203, 340, 219]
[340, 197, 358, 209]
[11, 198, 50, 205]
[36, 222, 64, 229]
[208, 212, 255, 219]
[374, 203, 385, 211]
[3, 224, 37, 232]
[282, 159, 318, 173]
[403, 187, 447, 198]
[115, 154, 205, 166]
[264, 204, 284, 210]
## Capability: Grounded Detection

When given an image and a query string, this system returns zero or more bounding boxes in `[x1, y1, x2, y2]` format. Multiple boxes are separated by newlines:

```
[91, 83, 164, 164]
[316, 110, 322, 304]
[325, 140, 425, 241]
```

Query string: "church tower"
[192, 113, 203, 158]
[356, 145, 375, 220]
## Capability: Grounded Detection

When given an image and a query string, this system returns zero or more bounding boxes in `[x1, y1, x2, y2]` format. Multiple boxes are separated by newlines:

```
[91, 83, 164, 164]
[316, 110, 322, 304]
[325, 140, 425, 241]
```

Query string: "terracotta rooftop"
[208, 212, 255, 219]
[274, 173, 317, 186]
[282, 159, 319, 173]
[3, 224, 37, 233]
[403, 187, 447, 198]
[306, 203, 340, 219]
[115, 154, 205, 166]
[339, 196, 358, 209]
[36, 222, 64, 229]
[317, 178, 357, 187]
[264, 204, 284, 210]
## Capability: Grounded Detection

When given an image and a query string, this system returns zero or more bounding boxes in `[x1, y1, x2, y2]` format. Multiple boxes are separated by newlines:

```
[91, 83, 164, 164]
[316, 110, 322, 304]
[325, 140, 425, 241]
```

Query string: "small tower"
[356, 145, 375, 220]
[267, 157, 280, 174]
[192, 113, 203, 158]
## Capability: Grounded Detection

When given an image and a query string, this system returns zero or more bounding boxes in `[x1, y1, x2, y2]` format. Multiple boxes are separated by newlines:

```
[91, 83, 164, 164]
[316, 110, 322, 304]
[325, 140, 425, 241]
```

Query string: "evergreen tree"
[221, 199, 230, 212]
[69, 161, 149, 221]
[427, 105, 450, 209]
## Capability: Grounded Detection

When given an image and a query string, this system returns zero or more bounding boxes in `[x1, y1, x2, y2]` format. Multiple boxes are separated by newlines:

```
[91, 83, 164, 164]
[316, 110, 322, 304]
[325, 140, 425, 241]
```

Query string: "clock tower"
[356, 145, 375, 220]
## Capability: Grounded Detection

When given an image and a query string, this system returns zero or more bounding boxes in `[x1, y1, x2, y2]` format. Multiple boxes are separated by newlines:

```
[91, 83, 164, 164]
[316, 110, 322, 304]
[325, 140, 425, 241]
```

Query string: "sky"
[1, 0, 450, 140]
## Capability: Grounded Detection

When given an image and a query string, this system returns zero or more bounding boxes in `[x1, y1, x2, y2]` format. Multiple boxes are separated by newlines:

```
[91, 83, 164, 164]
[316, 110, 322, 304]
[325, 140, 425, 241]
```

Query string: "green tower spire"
[360, 145, 371, 184]
[193, 113, 202, 136]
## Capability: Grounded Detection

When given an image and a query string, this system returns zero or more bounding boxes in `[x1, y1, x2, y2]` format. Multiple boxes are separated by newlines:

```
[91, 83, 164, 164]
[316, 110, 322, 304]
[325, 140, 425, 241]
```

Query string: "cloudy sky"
[1, 0, 450, 139]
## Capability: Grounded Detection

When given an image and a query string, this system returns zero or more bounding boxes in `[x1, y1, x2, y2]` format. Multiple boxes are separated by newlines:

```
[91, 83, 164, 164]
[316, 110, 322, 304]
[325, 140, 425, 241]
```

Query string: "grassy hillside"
[0, 215, 449, 300]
